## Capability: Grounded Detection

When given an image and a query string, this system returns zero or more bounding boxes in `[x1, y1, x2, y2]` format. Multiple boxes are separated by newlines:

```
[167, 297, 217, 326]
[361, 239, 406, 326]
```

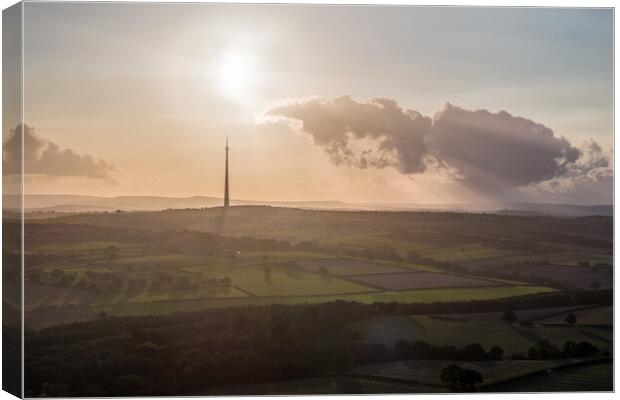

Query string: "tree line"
[25, 295, 610, 397]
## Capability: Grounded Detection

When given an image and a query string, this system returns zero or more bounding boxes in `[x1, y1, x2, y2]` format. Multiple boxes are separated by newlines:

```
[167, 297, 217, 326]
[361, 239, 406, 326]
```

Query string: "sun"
[219, 51, 257, 101]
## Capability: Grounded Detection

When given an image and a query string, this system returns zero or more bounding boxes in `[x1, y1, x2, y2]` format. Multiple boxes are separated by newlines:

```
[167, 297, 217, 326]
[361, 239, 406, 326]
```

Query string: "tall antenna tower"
[224, 137, 230, 207]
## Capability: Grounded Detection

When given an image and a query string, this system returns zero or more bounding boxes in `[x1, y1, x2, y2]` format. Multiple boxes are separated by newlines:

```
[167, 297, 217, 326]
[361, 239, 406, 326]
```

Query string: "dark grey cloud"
[267, 96, 432, 173]
[266, 96, 609, 194]
[431, 103, 582, 190]
[3, 123, 116, 178]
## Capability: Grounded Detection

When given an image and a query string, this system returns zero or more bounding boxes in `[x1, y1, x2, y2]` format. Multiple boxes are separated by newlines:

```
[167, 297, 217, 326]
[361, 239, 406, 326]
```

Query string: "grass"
[354, 359, 577, 387]
[545, 252, 613, 267]
[464, 252, 613, 269]
[345, 272, 504, 290]
[29, 240, 145, 253]
[323, 233, 436, 256]
[437, 306, 589, 323]
[92, 286, 250, 306]
[183, 264, 374, 296]
[199, 376, 437, 395]
[239, 251, 330, 263]
[360, 315, 612, 354]
[95, 286, 555, 318]
[416, 244, 514, 262]
[27, 239, 557, 325]
[488, 361, 612, 392]
[111, 254, 212, 266]
[537, 306, 613, 325]
[383, 286, 554, 303]
[296, 258, 411, 276]
[25, 282, 96, 310]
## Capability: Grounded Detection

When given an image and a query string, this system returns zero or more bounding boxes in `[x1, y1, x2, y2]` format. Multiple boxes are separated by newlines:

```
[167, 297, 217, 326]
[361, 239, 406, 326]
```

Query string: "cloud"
[528, 140, 612, 197]
[3, 123, 116, 179]
[430, 103, 581, 191]
[266, 96, 432, 173]
[265, 96, 610, 196]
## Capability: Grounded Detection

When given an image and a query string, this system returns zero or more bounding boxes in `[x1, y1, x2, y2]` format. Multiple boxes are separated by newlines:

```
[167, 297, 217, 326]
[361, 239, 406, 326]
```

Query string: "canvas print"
[2, 2, 614, 397]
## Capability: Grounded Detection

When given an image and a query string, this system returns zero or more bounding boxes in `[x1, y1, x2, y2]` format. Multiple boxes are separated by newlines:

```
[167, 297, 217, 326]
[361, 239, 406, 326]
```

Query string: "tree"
[440, 365, 483, 391]
[394, 340, 414, 359]
[564, 312, 577, 326]
[488, 346, 504, 361]
[330, 351, 354, 375]
[529, 340, 561, 359]
[573, 341, 599, 357]
[440, 364, 461, 387]
[458, 368, 483, 390]
[501, 310, 517, 324]
[458, 343, 486, 361]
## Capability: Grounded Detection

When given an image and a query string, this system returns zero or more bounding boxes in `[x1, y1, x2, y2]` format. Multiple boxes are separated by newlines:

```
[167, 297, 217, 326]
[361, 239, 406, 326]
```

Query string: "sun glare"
[219, 51, 256, 101]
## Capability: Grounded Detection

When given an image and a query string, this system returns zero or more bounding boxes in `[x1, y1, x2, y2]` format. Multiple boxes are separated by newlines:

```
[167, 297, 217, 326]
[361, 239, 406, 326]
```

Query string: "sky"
[4, 3, 614, 204]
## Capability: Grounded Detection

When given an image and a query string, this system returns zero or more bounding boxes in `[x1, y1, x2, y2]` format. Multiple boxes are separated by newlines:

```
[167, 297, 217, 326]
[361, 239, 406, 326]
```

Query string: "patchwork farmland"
[23, 239, 551, 328]
[8, 206, 612, 394]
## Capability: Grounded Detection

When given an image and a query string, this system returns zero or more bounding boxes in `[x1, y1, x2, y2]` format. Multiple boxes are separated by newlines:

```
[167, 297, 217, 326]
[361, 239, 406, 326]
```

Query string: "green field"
[184, 263, 372, 296]
[19, 208, 613, 395]
[462, 252, 613, 270]
[354, 359, 579, 387]
[93, 285, 250, 305]
[111, 254, 211, 266]
[199, 376, 437, 395]
[487, 361, 613, 392]
[89, 286, 555, 319]
[296, 258, 411, 275]
[30, 240, 145, 253]
[360, 315, 612, 354]
[359, 286, 554, 303]
[23, 207, 610, 333]
[537, 306, 613, 325]
[416, 243, 515, 262]
[26, 233, 558, 328]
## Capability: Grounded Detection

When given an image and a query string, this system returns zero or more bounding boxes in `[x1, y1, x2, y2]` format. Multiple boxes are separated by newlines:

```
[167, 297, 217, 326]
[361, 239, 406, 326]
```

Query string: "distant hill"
[495, 203, 613, 217]
[2, 194, 347, 213]
[2, 194, 612, 217]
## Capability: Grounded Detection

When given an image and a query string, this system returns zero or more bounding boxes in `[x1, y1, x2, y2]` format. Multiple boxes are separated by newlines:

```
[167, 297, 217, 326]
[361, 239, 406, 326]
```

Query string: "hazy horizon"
[3, 4, 613, 206]
[5, 192, 615, 206]
[3, 193, 614, 216]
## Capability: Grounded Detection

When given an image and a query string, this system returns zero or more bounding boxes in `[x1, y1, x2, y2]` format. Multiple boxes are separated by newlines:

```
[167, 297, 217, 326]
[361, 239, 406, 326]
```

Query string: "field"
[415, 243, 516, 262]
[345, 271, 503, 290]
[461, 252, 613, 270]
[486, 361, 613, 392]
[499, 264, 612, 289]
[353, 358, 613, 392]
[535, 306, 613, 325]
[296, 258, 411, 275]
[360, 315, 613, 354]
[195, 376, 438, 395]
[183, 263, 371, 296]
[47, 286, 553, 323]
[353, 359, 580, 387]
[14, 207, 613, 394]
[23, 219, 569, 329]
[436, 306, 595, 323]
